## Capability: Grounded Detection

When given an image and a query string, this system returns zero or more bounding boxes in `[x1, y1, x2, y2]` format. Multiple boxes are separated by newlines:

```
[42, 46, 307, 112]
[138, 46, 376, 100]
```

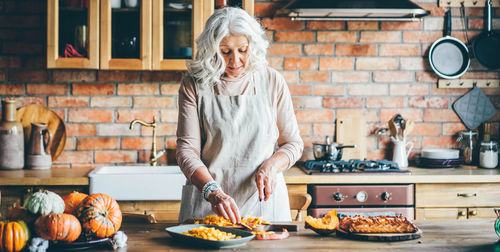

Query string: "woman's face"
[219, 34, 249, 78]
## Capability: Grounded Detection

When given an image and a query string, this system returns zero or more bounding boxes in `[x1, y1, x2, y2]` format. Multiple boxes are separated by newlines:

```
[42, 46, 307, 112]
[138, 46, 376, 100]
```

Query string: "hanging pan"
[429, 10, 470, 79]
[473, 0, 500, 69]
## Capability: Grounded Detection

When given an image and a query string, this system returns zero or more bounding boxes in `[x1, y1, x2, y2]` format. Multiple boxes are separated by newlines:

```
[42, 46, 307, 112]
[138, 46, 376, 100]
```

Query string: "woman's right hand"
[207, 188, 241, 224]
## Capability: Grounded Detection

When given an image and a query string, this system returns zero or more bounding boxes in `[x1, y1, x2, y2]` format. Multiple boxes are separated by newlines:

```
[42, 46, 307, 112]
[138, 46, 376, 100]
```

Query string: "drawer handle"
[457, 193, 477, 197]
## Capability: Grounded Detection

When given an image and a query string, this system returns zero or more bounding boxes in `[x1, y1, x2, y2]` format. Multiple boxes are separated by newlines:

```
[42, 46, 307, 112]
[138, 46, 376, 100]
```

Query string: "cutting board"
[336, 228, 422, 242]
[336, 117, 367, 160]
[16, 105, 66, 162]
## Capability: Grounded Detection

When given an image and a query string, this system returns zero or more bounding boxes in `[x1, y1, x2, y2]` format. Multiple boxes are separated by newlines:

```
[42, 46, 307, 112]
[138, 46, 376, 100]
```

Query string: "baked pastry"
[339, 215, 417, 233]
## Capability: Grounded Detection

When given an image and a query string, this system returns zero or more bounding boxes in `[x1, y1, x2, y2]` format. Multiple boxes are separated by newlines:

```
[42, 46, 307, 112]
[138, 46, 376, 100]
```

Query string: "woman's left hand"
[255, 159, 278, 201]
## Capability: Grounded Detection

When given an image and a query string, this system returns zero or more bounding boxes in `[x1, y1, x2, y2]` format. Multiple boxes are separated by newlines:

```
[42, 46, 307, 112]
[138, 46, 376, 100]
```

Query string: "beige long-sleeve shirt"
[176, 67, 304, 181]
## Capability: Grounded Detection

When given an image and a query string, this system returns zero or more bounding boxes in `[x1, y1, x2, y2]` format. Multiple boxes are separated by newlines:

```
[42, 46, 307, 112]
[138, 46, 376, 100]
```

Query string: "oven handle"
[457, 193, 477, 197]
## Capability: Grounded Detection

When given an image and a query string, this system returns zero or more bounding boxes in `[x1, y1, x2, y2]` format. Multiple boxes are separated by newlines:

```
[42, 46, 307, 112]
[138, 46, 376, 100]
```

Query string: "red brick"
[275, 31, 314, 42]
[360, 31, 400, 42]
[422, 137, 456, 148]
[2, 41, 42, 55]
[303, 97, 322, 108]
[73, 83, 115, 95]
[332, 72, 370, 83]
[268, 44, 302, 56]
[279, 71, 297, 84]
[302, 136, 328, 148]
[424, 110, 461, 122]
[403, 31, 442, 42]
[415, 71, 438, 82]
[401, 57, 428, 71]
[48, 97, 89, 108]
[379, 44, 420, 56]
[304, 44, 333, 55]
[299, 72, 329, 83]
[52, 70, 95, 83]
[348, 84, 388, 96]
[261, 17, 303, 30]
[24, 56, 45, 68]
[443, 123, 467, 135]
[284, 57, 317, 70]
[142, 124, 176, 136]
[335, 44, 376, 56]
[268, 57, 283, 70]
[133, 97, 175, 108]
[141, 71, 183, 82]
[116, 109, 159, 123]
[432, 86, 468, 96]
[337, 110, 378, 122]
[27, 84, 68, 95]
[298, 123, 312, 136]
[348, 21, 378, 30]
[380, 109, 423, 122]
[295, 110, 333, 123]
[373, 72, 414, 83]
[288, 85, 312, 95]
[461, 72, 500, 79]
[165, 137, 177, 149]
[323, 97, 363, 108]
[94, 151, 136, 163]
[77, 137, 119, 150]
[91, 97, 131, 108]
[64, 138, 76, 151]
[484, 87, 500, 96]
[254, 2, 280, 17]
[314, 85, 344, 96]
[313, 124, 336, 136]
[16, 97, 46, 107]
[117, 83, 159, 95]
[356, 58, 398, 70]
[317, 31, 358, 42]
[138, 150, 168, 164]
[306, 21, 344, 30]
[409, 97, 448, 108]
[68, 109, 112, 123]
[9, 70, 48, 82]
[0, 84, 24, 95]
[160, 84, 180, 95]
[160, 110, 178, 122]
[55, 151, 92, 164]
[390, 84, 430, 95]
[423, 18, 444, 31]
[469, 18, 483, 29]
[99, 124, 138, 136]
[381, 21, 422, 30]
[366, 97, 405, 108]
[292, 97, 303, 109]
[54, 109, 66, 121]
[122, 137, 163, 150]
[0, 56, 21, 68]
[412, 123, 441, 136]
[419, 4, 446, 16]
[98, 71, 140, 82]
[319, 58, 353, 70]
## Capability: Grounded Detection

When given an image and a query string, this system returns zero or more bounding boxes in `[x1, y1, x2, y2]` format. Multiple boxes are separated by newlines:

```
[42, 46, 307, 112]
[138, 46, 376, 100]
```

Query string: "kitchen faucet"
[129, 116, 165, 166]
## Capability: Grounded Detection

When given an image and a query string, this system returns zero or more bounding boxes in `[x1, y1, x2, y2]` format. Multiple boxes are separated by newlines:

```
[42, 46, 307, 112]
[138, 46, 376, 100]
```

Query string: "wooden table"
[108, 219, 500, 251]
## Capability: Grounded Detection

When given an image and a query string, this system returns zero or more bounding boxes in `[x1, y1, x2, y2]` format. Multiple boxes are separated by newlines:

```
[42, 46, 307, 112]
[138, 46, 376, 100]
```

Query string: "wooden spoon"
[403, 120, 414, 139]
[388, 119, 399, 140]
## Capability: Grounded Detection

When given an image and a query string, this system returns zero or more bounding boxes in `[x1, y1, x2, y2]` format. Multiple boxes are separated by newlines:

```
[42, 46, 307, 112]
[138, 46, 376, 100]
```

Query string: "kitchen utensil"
[16, 105, 66, 162]
[26, 123, 52, 170]
[0, 98, 24, 170]
[403, 120, 414, 139]
[312, 136, 355, 161]
[388, 118, 399, 140]
[391, 137, 413, 169]
[421, 148, 460, 160]
[165, 224, 254, 249]
[473, 0, 500, 69]
[428, 9, 470, 79]
[479, 140, 498, 168]
[336, 117, 366, 160]
[336, 227, 422, 242]
[452, 86, 496, 130]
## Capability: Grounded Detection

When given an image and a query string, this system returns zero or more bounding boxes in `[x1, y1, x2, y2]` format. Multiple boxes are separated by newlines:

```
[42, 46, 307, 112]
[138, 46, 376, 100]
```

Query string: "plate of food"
[165, 224, 254, 249]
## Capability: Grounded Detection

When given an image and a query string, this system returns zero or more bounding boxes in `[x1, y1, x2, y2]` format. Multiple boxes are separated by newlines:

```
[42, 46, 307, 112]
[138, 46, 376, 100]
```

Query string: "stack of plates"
[418, 148, 461, 168]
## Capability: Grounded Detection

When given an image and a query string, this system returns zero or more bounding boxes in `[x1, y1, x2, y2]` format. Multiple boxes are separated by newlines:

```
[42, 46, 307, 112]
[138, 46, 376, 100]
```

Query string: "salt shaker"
[479, 141, 498, 169]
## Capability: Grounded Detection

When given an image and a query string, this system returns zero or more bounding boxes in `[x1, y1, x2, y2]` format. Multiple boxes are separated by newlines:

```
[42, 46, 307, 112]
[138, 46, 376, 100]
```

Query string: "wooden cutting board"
[336, 228, 422, 242]
[16, 105, 66, 162]
[336, 117, 367, 160]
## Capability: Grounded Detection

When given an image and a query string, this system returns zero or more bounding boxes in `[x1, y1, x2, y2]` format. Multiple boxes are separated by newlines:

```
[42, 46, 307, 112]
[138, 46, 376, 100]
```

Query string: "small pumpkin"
[0, 220, 30, 252]
[62, 191, 88, 215]
[304, 209, 339, 236]
[76, 193, 122, 238]
[7, 206, 37, 227]
[34, 213, 81, 243]
[23, 190, 65, 215]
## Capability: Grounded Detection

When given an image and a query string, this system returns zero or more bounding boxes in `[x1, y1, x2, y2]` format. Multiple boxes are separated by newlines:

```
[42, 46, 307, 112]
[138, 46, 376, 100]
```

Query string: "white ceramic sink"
[88, 166, 186, 200]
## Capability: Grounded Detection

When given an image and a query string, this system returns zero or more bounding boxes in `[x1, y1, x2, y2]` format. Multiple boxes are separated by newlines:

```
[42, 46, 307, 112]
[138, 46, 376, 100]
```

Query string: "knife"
[259, 188, 264, 217]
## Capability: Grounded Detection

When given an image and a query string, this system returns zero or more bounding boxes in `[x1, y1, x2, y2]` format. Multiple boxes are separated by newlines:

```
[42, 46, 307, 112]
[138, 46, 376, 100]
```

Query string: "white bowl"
[421, 148, 460, 160]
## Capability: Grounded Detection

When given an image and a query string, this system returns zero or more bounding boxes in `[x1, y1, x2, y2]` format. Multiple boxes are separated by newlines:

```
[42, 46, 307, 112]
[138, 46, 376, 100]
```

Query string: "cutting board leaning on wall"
[336, 117, 367, 161]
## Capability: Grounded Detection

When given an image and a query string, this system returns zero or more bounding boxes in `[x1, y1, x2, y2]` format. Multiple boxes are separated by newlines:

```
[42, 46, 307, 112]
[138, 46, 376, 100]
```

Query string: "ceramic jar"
[26, 122, 52, 170]
[0, 98, 24, 169]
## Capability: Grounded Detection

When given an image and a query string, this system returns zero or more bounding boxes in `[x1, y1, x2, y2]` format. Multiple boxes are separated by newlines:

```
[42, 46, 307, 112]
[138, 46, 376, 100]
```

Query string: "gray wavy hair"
[187, 7, 269, 87]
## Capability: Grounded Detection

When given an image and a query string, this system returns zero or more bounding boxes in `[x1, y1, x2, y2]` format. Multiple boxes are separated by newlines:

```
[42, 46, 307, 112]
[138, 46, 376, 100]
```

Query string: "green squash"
[23, 190, 65, 215]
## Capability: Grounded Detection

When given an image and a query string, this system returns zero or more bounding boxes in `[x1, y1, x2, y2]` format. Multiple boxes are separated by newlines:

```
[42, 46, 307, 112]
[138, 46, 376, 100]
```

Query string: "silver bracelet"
[202, 181, 220, 201]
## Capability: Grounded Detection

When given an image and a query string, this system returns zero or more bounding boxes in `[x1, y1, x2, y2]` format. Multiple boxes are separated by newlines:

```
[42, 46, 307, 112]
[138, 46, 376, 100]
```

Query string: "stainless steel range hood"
[280, 0, 430, 21]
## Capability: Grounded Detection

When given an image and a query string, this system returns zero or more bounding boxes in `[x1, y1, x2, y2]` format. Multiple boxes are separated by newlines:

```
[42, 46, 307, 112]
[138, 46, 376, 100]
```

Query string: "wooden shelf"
[439, 0, 500, 7]
[438, 79, 500, 88]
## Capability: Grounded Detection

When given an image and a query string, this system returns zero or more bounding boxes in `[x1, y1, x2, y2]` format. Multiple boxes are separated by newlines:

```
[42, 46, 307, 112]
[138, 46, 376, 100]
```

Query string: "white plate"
[421, 148, 460, 160]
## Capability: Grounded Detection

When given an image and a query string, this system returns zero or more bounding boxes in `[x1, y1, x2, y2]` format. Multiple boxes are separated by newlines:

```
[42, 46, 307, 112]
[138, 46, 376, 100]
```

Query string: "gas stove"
[301, 159, 410, 175]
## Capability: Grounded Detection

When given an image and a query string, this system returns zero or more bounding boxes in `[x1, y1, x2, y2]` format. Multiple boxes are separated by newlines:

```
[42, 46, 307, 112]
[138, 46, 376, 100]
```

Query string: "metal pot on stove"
[313, 136, 356, 161]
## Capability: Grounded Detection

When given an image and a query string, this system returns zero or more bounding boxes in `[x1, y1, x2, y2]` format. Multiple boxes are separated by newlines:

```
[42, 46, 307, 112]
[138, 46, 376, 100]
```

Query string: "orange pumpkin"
[34, 213, 81, 243]
[62, 191, 88, 215]
[76, 193, 122, 238]
[0, 220, 30, 252]
[7, 206, 37, 227]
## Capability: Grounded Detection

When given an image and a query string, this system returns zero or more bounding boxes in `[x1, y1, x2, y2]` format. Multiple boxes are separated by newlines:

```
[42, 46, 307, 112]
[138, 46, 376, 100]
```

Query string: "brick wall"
[0, 0, 499, 168]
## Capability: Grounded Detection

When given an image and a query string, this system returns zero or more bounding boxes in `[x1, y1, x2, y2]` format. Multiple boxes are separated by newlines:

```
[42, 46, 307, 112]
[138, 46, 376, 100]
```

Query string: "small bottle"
[479, 141, 498, 169]
[0, 98, 24, 169]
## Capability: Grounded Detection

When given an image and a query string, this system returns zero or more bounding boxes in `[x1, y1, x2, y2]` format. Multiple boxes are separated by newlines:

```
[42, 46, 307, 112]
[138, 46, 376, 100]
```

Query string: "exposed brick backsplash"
[0, 0, 498, 168]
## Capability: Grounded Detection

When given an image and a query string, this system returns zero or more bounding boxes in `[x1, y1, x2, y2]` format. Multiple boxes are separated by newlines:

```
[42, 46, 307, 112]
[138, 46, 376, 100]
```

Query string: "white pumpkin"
[23, 190, 65, 215]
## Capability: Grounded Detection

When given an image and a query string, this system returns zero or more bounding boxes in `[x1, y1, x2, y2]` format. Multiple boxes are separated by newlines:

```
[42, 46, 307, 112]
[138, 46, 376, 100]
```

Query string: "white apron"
[178, 70, 291, 223]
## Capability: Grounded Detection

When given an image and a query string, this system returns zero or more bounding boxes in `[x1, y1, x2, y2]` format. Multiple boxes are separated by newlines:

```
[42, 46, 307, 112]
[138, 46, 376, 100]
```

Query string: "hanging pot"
[473, 0, 500, 69]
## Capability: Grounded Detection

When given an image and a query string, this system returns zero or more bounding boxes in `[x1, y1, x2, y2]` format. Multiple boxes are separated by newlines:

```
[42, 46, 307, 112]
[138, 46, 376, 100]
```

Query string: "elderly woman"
[176, 7, 303, 224]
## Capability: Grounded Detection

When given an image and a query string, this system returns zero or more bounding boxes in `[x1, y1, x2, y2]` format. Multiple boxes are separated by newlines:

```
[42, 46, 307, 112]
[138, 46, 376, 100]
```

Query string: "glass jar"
[479, 141, 498, 169]
[457, 130, 478, 165]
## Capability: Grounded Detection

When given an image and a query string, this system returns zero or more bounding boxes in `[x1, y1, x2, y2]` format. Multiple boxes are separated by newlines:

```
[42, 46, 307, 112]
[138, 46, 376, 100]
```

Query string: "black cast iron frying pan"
[473, 0, 500, 69]
[429, 10, 470, 79]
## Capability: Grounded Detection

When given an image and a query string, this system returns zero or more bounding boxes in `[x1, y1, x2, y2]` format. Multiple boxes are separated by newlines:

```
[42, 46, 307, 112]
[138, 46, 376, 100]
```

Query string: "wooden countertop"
[113, 219, 499, 251]
[1, 165, 500, 186]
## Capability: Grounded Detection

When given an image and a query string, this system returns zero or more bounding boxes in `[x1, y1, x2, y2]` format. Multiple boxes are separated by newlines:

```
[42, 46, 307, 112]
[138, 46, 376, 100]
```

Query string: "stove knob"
[381, 192, 391, 201]
[333, 192, 343, 201]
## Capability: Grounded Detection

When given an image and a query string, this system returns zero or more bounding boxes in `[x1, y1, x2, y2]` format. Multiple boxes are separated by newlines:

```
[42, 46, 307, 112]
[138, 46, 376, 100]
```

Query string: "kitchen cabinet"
[415, 183, 500, 220]
[47, 0, 254, 70]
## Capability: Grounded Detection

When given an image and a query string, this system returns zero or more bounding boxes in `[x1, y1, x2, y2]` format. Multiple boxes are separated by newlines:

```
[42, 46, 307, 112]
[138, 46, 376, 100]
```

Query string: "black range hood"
[280, 0, 430, 21]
